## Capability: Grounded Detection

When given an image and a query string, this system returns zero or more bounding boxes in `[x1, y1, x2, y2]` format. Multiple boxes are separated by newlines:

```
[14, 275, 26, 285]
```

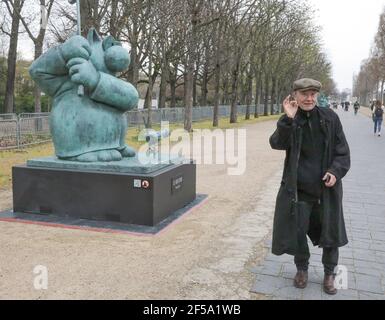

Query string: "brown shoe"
[294, 270, 308, 289]
[323, 274, 337, 295]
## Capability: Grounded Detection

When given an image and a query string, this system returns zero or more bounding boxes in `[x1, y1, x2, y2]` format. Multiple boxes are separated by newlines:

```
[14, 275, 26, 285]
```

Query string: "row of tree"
[354, 7, 385, 105]
[1, 0, 337, 130]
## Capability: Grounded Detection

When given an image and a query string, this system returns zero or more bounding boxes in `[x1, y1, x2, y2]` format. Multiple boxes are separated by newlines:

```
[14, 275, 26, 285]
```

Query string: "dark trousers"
[294, 201, 339, 275]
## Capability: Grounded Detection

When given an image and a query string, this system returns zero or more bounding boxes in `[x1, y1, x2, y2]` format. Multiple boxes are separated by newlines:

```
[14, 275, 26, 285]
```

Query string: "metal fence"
[0, 113, 51, 150]
[0, 105, 278, 150]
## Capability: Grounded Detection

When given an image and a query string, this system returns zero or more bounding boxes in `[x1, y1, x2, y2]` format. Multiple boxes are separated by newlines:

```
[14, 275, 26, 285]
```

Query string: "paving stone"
[350, 241, 371, 250]
[302, 282, 323, 300]
[250, 265, 263, 274]
[258, 261, 283, 277]
[370, 243, 385, 253]
[251, 275, 293, 296]
[354, 259, 384, 271]
[370, 232, 385, 241]
[358, 292, 385, 300]
[309, 254, 323, 264]
[368, 223, 385, 230]
[352, 249, 377, 263]
[367, 217, 385, 224]
[355, 274, 384, 294]
[345, 208, 364, 214]
[339, 258, 355, 268]
[309, 248, 323, 255]
[273, 286, 304, 300]
[349, 218, 368, 224]
[354, 266, 383, 278]
[374, 255, 385, 264]
[321, 289, 359, 300]
[365, 212, 385, 219]
[265, 254, 292, 264]
[339, 250, 354, 259]
[352, 234, 372, 241]
[375, 250, 385, 259]
[281, 263, 297, 279]
[307, 271, 323, 285]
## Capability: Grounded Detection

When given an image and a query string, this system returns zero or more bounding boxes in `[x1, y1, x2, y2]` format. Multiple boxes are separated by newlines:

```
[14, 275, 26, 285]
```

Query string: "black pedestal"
[12, 163, 196, 227]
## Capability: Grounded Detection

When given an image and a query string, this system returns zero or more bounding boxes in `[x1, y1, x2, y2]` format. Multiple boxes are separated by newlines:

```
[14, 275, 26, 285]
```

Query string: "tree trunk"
[201, 48, 209, 107]
[213, 62, 220, 127]
[3, 0, 22, 114]
[239, 72, 246, 105]
[230, 60, 240, 124]
[144, 70, 158, 108]
[79, 0, 100, 35]
[184, 67, 193, 131]
[80, 0, 90, 36]
[145, 6, 154, 129]
[245, 69, 253, 120]
[33, 42, 43, 113]
[212, 18, 223, 127]
[127, 28, 139, 87]
[376, 80, 380, 100]
[92, 0, 100, 33]
[184, 5, 200, 132]
[169, 69, 177, 108]
[158, 66, 168, 109]
[254, 71, 261, 118]
[193, 67, 198, 107]
[270, 76, 276, 115]
[145, 75, 154, 129]
[222, 77, 229, 105]
[263, 71, 269, 116]
[201, 70, 208, 107]
[110, 0, 118, 38]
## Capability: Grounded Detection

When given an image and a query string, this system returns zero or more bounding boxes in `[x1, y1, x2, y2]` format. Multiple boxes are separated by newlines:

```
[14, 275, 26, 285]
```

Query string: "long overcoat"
[269, 107, 351, 256]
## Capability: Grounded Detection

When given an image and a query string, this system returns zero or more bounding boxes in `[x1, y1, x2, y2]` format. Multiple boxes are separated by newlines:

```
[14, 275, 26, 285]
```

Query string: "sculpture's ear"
[87, 28, 101, 45]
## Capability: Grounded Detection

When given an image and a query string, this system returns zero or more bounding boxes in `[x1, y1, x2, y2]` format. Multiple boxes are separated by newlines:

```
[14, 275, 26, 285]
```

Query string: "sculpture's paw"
[97, 150, 123, 162]
[75, 152, 98, 162]
[119, 146, 136, 158]
[71, 150, 123, 162]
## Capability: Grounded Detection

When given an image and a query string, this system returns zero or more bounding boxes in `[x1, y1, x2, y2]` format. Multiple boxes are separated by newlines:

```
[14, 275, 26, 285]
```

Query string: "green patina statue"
[317, 93, 330, 108]
[29, 28, 139, 162]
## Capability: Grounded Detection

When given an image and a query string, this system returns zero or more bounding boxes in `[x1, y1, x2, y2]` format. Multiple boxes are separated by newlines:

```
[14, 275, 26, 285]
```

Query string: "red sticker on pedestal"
[142, 180, 150, 189]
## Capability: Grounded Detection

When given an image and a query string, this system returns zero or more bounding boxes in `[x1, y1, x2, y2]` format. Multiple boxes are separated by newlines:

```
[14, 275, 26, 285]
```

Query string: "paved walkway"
[250, 108, 385, 300]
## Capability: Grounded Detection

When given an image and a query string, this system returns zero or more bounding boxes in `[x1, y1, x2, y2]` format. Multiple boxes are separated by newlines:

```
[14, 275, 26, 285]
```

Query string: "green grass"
[0, 114, 281, 190]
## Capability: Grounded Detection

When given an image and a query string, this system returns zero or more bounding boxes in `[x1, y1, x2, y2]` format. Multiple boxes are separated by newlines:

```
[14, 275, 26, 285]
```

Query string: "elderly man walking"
[269, 78, 351, 295]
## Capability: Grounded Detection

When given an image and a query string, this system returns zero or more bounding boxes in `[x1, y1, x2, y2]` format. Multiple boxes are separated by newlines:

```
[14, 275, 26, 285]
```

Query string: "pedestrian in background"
[373, 100, 384, 137]
[353, 101, 360, 116]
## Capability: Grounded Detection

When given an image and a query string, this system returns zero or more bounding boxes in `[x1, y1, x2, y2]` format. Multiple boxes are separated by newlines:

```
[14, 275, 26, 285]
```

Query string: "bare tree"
[2, 0, 24, 113]
[7, 0, 55, 112]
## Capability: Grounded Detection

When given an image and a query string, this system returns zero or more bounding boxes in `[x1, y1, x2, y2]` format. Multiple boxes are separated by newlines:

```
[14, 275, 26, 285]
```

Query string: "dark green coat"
[269, 107, 351, 256]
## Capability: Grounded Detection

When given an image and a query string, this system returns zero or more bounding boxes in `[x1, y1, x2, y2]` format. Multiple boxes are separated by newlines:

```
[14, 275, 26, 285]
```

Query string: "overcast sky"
[308, 0, 385, 91]
[13, 0, 385, 92]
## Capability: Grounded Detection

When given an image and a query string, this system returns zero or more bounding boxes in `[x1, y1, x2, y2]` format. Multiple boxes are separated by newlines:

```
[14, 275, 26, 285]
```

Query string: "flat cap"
[293, 78, 322, 92]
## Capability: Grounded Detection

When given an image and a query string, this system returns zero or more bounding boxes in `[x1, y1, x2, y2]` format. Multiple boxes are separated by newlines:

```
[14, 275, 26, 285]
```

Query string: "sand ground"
[0, 119, 284, 300]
